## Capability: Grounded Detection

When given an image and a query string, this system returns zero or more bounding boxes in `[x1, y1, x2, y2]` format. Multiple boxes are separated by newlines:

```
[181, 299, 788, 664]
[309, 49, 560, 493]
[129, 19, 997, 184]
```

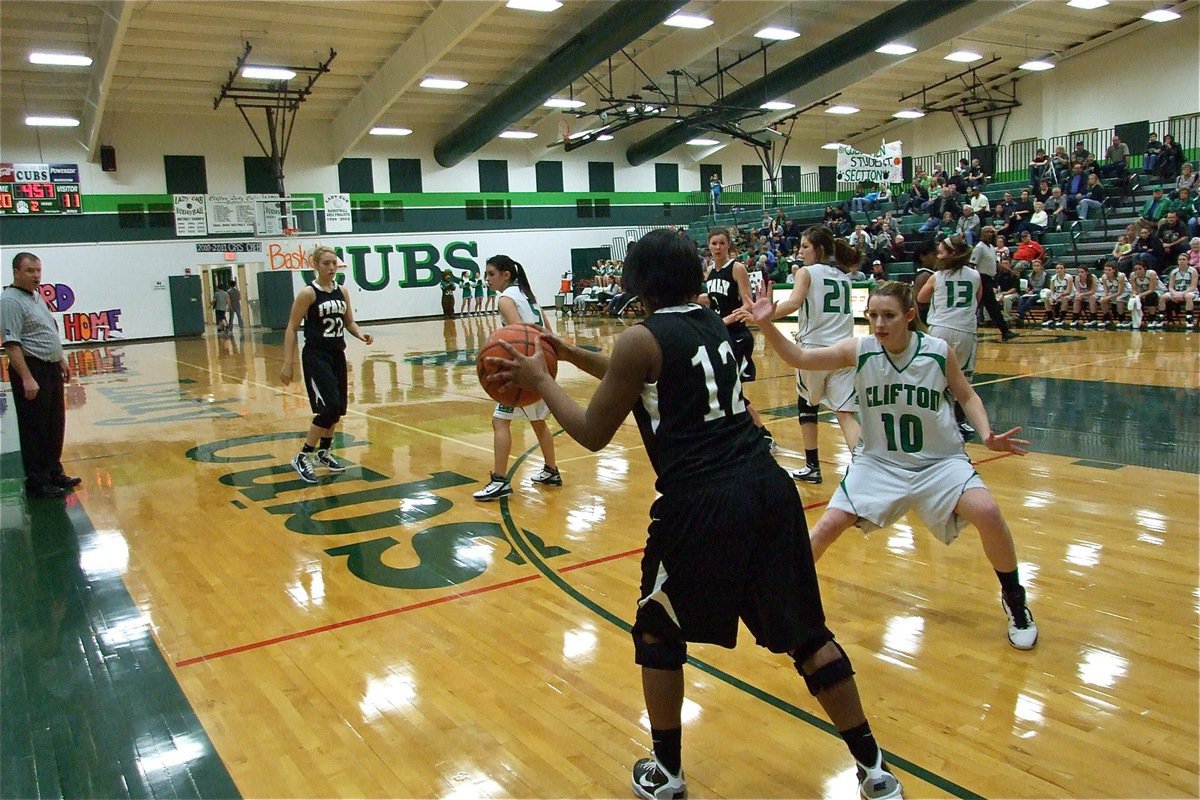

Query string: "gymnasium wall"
[0, 226, 628, 345]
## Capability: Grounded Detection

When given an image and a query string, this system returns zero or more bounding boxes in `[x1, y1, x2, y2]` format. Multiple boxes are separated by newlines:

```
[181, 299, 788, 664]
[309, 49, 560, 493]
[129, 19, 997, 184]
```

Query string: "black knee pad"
[794, 638, 855, 696]
[797, 396, 820, 425]
[632, 629, 687, 671]
[313, 412, 340, 429]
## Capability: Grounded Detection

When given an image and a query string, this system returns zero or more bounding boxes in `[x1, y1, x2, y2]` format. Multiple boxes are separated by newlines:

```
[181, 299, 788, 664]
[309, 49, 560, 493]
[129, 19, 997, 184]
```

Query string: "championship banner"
[836, 141, 903, 184]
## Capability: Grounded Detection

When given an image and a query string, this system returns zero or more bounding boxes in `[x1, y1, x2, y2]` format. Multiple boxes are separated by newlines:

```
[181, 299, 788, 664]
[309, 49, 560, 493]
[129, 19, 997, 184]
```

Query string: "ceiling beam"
[626, 0, 1035, 165]
[433, 0, 688, 168]
[79, 0, 134, 160]
[331, 0, 503, 161]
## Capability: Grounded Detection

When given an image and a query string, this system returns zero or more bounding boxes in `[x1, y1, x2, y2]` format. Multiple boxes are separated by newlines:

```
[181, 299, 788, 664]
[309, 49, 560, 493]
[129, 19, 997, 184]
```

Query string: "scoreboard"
[0, 163, 83, 215]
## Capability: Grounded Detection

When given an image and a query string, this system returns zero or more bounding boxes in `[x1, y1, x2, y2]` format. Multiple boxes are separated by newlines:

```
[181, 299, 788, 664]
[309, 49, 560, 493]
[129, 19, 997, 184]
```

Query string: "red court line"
[175, 573, 541, 668]
[970, 452, 1017, 467]
[558, 547, 644, 572]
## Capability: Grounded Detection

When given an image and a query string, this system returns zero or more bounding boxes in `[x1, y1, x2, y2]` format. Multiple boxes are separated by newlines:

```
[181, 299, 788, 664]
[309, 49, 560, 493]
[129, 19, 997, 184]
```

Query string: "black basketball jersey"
[302, 281, 348, 351]
[704, 259, 749, 336]
[632, 305, 769, 490]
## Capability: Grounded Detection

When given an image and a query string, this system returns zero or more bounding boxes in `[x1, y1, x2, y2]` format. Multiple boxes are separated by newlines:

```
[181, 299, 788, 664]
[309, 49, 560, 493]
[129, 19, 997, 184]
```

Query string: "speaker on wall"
[100, 145, 117, 172]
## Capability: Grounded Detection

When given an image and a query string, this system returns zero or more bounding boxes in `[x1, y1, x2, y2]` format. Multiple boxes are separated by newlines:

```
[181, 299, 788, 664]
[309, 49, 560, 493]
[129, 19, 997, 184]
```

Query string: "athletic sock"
[996, 568, 1022, 596]
[840, 721, 881, 767]
[651, 727, 682, 775]
[805, 448, 820, 469]
[319, 436, 333, 451]
[301, 443, 316, 454]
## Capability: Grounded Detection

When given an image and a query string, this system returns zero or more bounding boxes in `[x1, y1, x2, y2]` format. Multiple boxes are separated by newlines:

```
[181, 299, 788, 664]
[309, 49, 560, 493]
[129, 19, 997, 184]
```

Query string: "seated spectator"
[903, 180, 930, 215]
[1026, 202, 1049, 238]
[919, 185, 962, 233]
[873, 184, 893, 211]
[993, 256, 1021, 324]
[868, 259, 889, 284]
[1016, 258, 1050, 324]
[1069, 264, 1099, 327]
[848, 223, 873, 252]
[957, 206, 981, 245]
[1143, 132, 1163, 176]
[1100, 134, 1130, 181]
[994, 234, 1011, 264]
[1158, 211, 1190, 260]
[1009, 189, 1034, 232]
[845, 183, 869, 213]
[1131, 225, 1165, 271]
[1097, 262, 1131, 328]
[1012, 230, 1045, 272]
[938, 210, 957, 238]
[1139, 188, 1171, 228]
[967, 185, 990, 220]
[1029, 148, 1052, 186]
[931, 161, 950, 185]
[872, 223, 895, 262]
[1063, 163, 1089, 203]
[1033, 179, 1052, 204]
[1043, 261, 1074, 328]
[845, 263, 869, 282]
[993, 191, 1017, 237]
[1171, 163, 1199, 199]
[890, 234, 907, 262]
[1050, 146, 1071, 184]
[1157, 134, 1185, 182]
[822, 205, 838, 224]
[1075, 174, 1106, 221]
[1071, 140, 1090, 167]
[1081, 154, 1101, 178]
[967, 158, 990, 188]
[1171, 187, 1199, 237]
[1158, 251, 1198, 330]
[1045, 187, 1069, 231]
[1188, 237, 1200, 270]
[1112, 234, 1134, 274]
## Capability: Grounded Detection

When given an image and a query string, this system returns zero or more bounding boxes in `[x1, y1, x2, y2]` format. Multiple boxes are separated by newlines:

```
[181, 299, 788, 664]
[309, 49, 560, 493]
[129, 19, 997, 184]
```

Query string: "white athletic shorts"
[797, 363, 858, 412]
[927, 325, 976, 379]
[829, 454, 986, 545]
[493, 399, 551, 421]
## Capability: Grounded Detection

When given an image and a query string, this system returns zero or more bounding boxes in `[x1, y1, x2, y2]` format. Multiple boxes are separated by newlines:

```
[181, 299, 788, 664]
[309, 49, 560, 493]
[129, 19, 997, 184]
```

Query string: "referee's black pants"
[10, 355, 66, 492]
[980, 273, 1011, 336]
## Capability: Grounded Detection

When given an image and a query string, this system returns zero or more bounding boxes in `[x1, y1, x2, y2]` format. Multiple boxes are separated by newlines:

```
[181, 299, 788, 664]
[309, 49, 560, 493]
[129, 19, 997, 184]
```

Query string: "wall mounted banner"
[323, 193, 352, 233]
[173, 194, 208, 236]
[836, 141, 903, 184]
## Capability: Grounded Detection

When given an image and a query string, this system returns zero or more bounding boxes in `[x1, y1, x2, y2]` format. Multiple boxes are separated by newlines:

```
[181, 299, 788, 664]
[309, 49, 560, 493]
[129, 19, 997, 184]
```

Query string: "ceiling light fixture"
[893, 109, 925, 119]
[505, 0, 562, 10]
[876, 43, 917, 55]
[499, 131, 538, 139]
[597, 134, 614, 142]
[29, 52, 93, 67]
[760, 100, 795, 111]
[420, 77, 468, 90]
[755, 26, 800, 41]
[543, 98, 585, 109]
[25, 116, 80, 127]
[825, 105, 860, 115]
[1020, 59, 1055, 71]
[821, 142, 845, 150]
[945, 49, 983, 62]
[687, 138, 720, 146]
[241, 65, 297, 80]
[1066, 0, 1108, 8]
[664, 13, 713, 29]
[1142, 8, 1181, 21]
[370, 127, 412, 136]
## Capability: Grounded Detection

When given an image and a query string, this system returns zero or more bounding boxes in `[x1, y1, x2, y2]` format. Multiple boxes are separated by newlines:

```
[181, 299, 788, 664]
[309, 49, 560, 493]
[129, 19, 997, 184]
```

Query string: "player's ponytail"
[486, 255, 538, 304]
[832, 238, 862, 271]
[937, 235, 971, 273]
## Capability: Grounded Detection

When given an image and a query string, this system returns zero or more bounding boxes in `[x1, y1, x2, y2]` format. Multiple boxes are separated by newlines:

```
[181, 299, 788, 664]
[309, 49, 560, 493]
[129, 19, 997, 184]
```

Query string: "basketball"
[476, 323, 558, 407]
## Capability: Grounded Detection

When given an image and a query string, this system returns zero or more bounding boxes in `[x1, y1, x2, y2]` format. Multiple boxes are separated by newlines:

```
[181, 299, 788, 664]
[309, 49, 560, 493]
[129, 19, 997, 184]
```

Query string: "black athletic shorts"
[729, 327, 757, 383]
[634, 461, 831, 653]
[301, 345, 348, 416]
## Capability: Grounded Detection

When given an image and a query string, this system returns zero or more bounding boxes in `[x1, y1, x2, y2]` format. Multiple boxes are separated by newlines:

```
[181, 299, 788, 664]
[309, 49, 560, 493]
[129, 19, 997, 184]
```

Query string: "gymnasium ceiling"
[1, 0, 1193, 166]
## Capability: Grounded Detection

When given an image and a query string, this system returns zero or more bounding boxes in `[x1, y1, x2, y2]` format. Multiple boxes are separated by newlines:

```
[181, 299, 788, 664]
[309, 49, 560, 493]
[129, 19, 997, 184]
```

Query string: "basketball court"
[1, 313, 1197, 799]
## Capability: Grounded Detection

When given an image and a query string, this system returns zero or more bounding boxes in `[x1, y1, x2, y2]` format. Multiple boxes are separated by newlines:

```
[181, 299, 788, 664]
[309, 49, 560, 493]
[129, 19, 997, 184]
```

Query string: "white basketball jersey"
[1050, 272, 1072, 296]
[1169, 267, 1197, 292]
[501, 285, 543, 326]
[796, 263, 854, 346]
[854, 332, 966, 467]
[927, 267, 981, 333]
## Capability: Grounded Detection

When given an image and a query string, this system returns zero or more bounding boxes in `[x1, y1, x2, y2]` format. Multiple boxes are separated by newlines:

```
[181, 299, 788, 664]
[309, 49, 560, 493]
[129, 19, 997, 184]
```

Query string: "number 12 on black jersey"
[690, 341, 748, 421]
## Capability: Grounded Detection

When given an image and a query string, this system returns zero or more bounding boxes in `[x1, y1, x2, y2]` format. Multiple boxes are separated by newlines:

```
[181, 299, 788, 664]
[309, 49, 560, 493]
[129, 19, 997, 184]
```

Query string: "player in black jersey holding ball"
[281, 245, 373, 483]
[487, 229, 902, 800]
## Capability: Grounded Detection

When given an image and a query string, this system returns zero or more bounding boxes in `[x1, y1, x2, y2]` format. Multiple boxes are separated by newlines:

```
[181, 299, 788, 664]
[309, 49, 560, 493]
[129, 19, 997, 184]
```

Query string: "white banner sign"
[205, 194, 259, 234]
[836, 141, 903, 184]
[173, 194, 208, 237]
[323, 193, 352, 233]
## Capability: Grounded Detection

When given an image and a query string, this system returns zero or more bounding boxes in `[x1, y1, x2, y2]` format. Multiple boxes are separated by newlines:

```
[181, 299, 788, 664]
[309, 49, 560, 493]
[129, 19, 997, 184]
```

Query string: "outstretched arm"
[945, 348, 1028, 455]
[749, 291, 857, 371]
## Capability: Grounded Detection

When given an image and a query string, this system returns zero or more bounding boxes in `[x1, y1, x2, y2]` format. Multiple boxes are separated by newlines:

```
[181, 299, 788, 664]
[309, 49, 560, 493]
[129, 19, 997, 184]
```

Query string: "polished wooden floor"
[2, 311, 1197, 799]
